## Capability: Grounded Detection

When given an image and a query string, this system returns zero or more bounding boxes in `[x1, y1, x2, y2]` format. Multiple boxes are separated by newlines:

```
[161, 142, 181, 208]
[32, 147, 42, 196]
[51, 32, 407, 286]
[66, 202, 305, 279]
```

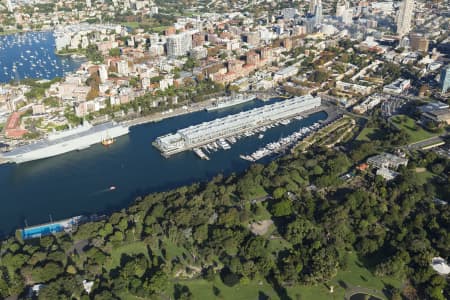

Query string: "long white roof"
[156, 95, 321, 149]
[179, 95, 320, 140]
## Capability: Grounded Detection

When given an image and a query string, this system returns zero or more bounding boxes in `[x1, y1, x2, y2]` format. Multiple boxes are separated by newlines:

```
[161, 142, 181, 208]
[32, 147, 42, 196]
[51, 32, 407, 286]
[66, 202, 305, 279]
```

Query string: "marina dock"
[240, 121, 322, 162]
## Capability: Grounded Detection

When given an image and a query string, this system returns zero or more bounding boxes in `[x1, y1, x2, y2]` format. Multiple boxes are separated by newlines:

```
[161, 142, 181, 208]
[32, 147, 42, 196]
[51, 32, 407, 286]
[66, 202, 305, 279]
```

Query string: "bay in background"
[0, 31, 83, 83]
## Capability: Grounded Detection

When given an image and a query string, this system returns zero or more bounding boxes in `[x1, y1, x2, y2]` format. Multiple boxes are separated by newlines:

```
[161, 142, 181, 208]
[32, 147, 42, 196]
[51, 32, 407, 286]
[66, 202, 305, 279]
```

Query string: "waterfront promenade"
[123, 90, 279, 128]
[124, 97, 219, 127]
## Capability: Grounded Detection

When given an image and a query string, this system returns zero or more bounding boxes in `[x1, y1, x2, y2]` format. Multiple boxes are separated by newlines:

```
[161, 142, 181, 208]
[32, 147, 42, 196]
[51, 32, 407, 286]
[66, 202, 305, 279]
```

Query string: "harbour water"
[0, 31, 83, 83]
[0, 99, 327, 236]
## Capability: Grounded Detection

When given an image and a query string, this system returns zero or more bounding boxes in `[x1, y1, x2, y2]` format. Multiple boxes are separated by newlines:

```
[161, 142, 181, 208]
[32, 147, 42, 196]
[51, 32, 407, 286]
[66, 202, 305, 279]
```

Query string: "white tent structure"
[83, 280, 94, 294]
[431, 257, 450, 275]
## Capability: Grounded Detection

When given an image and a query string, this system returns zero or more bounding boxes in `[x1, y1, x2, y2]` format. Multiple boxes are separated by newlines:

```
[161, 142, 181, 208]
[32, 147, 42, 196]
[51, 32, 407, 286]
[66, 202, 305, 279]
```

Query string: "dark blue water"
[0, 99, 327, 236]
[0, 31, 83, 83]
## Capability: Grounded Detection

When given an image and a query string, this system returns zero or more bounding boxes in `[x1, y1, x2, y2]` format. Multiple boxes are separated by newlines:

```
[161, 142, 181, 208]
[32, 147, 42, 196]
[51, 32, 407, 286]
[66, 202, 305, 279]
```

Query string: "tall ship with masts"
[101, 132, 115, 147]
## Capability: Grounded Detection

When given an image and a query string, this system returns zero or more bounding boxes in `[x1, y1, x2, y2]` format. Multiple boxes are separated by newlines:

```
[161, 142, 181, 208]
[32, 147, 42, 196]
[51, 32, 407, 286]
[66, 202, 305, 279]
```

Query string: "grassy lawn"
[287, 252, 401, 300]
[266, 237, 292, 254]
[415, 168, 435, 185]
[159, 237, 188, 261]
[106, 241, 149, 271]
[172, 252, 402, 300]
[181, 276, 279, 300]
[390, 115, 437, 143]
[247, 185, 268, 200]
[105, 243, 403, 299]
[121, 22, 140, 29]
[151, 26, 169, 33]
[250, 202, 272, 221]
[356, 127, 376, 142]
[116, 292, 144, 300]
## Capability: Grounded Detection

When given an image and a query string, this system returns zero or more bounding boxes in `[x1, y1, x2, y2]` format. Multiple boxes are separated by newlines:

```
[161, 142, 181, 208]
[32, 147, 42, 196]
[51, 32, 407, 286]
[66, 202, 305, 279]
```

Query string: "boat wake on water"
[90, 186, 117, 196]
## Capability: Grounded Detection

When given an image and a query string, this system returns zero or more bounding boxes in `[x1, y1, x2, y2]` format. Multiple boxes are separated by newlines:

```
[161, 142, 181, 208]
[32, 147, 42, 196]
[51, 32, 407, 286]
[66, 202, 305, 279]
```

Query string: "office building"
[309, 0, 318, 14]
[6, 0, 13, 12]
[244, 32, 260, 46]
[314, 0, 323, 25]
[189, 47, 207, 60]
[367, 153, 408, 170]
[117, 60, 129, 76]
[383, 78, 411, 94]
[167, 32, 192, 57]
[246, 51, 260, 66]
[307, 0, 322, 26]
[336, 0, 348, 17]
[98, 65, 108, 83]
[305, 16, 317, 33]
[441, 65, 450, 93]
[396, 0, 414, 37]
[336, 0, 353, 25]
[282, 8, 297, 20]
[410, 33, 429, 52]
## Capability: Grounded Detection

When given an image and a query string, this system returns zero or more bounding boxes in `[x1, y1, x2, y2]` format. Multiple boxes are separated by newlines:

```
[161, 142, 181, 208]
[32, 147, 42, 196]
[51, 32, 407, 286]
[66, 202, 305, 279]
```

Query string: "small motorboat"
[109, 186, 116, 191]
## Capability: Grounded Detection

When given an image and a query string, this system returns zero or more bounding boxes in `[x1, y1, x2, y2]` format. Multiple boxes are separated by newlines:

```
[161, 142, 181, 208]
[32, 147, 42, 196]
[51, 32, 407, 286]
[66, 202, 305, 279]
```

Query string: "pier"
[154, 96, 324, 157]
[158, 105, 325, 158]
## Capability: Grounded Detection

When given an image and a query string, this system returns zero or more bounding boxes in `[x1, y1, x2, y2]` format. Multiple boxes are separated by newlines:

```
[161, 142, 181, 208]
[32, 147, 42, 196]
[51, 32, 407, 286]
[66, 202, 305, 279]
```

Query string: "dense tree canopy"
[0, 128, 448, 299]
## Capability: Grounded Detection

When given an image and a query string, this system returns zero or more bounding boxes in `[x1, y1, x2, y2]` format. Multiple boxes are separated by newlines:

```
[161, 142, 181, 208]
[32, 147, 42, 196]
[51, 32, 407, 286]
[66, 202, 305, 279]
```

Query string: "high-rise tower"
[440, 65, 450, 94]
[309, 0, 318, 14]
[314, 0, 323, 25]
[396, 0, 414, 37]
[6, 0, 13, 12]
[336, 0, 349, 17]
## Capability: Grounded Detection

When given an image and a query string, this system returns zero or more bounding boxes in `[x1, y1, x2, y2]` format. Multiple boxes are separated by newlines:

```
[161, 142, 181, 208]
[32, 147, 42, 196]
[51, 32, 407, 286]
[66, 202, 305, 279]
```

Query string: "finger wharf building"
[154, 95, 322, 156]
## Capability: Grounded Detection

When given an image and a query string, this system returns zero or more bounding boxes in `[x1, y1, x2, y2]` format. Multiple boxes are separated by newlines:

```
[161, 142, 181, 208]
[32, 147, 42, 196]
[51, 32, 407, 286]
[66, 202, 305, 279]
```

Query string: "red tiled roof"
[5, 112, 21, 130]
